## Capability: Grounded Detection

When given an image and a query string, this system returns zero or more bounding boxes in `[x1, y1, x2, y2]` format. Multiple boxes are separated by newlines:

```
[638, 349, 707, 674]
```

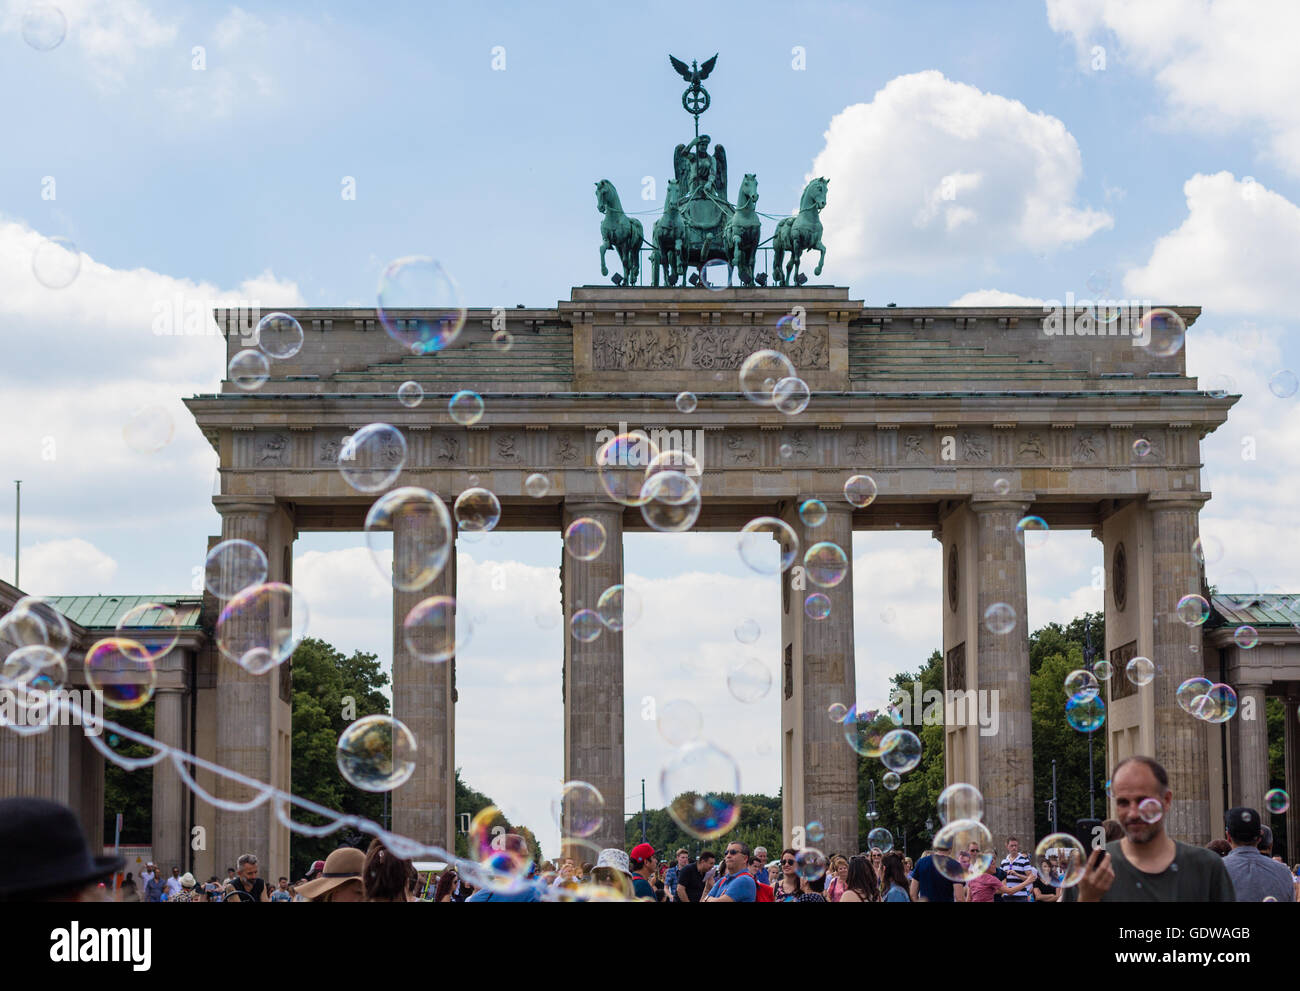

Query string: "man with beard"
[1078, 755, 1235, 902]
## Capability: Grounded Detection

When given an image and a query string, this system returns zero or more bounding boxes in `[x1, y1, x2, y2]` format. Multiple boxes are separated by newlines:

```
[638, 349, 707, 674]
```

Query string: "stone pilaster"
[151, 686, 186, 872]
[1231, 683, 1270, 814]
[970, 498, 1034, 851]
[1148, 493, 1211, 843]
[391, 514, 456, 852]
[780, 500, 857, 859]
[561, 502, 624, 851]
[1285, 697, 1299, 861]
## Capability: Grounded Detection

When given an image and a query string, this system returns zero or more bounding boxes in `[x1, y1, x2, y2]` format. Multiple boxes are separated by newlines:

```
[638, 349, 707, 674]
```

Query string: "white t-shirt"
[165, 876, 183, 895]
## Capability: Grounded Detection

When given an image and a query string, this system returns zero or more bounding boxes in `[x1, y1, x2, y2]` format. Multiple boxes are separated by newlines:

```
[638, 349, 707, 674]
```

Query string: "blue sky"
[2, 0, 1299, 857]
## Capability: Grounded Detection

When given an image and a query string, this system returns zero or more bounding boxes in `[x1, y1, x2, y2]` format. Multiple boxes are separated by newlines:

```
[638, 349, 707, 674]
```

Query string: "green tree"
[102, 701, 154, 846]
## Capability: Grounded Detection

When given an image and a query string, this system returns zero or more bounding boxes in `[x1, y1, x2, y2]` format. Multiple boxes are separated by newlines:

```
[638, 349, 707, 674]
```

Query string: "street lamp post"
[1083, 616, 1096, 820]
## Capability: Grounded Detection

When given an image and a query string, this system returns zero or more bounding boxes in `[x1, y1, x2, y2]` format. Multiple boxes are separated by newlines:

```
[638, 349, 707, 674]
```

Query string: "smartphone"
[1075, 818, 1105, 853]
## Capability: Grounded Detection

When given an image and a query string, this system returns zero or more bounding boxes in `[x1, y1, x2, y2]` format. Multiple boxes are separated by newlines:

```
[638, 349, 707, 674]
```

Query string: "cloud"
[809, 70, 1111, 280]
[1046, 0, 1300, 175]
[0, 538, 118, 596]
[949, 289, 1049, 306]
[1122, 172, 1300, 314]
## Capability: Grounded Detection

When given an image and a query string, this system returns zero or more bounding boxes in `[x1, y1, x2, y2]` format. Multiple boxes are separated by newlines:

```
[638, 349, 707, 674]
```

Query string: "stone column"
[210, 496, 276, 875]
[391, 515, 456, 852]
[1148, 494, 1211, 843]
[781, 500, 857, 858]
[1285, 697, 1299, 862]
[970, 498, 1034, 850]
[151, 686, 186, 872]
[1231, 683, 1270, 813]
[561, 502, 624, 851]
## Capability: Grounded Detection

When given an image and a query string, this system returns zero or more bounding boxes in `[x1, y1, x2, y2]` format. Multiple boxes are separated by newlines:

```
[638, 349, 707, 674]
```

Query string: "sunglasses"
[781, 858, 796, 865]
[725, 850, 743, 856]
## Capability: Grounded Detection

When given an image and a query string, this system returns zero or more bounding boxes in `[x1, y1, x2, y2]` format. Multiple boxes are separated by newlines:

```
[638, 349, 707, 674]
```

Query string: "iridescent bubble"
[402, 596, 468, 662]
[1138, 797, 1164, 824]
[336, 715, 417, 792]
[1065, 669, 1100, 701]
[564, 517, 606, 560]
[216, 583, 308, 675]
[115, 602, 180, 661]
[0, 597, 74, 662]
[203, 539, 269, 600]
[737, 517, 799, 574]
[377, 256, 466, 353]
[1176, 593, 1211, 626]
[806, 821, 826, 844]
[798, 499, 827, 527]
[1034, 834, 1087, 888]
[657, 699, 703, 747]
[1065, 694, 1106, 732]
[339, 423, 407, 493]
[22, 4, 67, 50]
[464, 806, 534, 893]
[1177, 677, 1213, 713]
[122, 405, 174, 454]
[448, 390, 484, 426]
[804, 592, 831, 620]
[1265, 788, 1290, 814]
[773, 376, 811, 415]
[676, 391, 698, 414]
[2, 644, 67, 696]
[937, 783, 984, 825]
[570, 608, 603, 643]
[1125, 656, 1155, 687]
[883, 771, 901, 791]
[992, 477, 1011, 496]
[1233, 625, 1259, 649]
[827, 702, 848, 723]
[739, 350, 797, 406]
[454, 487, 501, 534]
[1192, 683, 1238, 723]
[597, 432, 659, 506]
[661, 742, 742, 840]
[1085, 269, 1110, 296]
[228, 349, 270, 390]
[727, 657, 772, 703]
[780, 443, 793, 459]
[699, 258, 728, 290]
[804, 541, 848, 588]
[596, 584, 641, 631]
[879, 729, 921, 773]
[85, 638, 156, 710]
[254, 312, 303, 359]
[776, 312, 803, 343]
[844, 474, 878, 508]
[1140, 308, 1186, 357]
[397, 381, 424, 408]
[734, 618, 761, 645]
[364, 487, 453, 591]
[1269, 369, 1299, 399]
[1015, 515, 1049, 548]
[1093, 659, 1113, 682]
[984, 602, 1016, 635]
[551, 780, 604, 838]
[1204, 374, 1235, 400]
[932, 820, 993, 882]
[31, 235, 79, 287]
[524, 473, 550, 498]
[866, 827, 894, 853]
[491, 329, 514, 352]
[843, 703, 893, 758]
[640, 470, 701, 532]
[1192, 536, 1224, 567]
[794, 848, 827, 881]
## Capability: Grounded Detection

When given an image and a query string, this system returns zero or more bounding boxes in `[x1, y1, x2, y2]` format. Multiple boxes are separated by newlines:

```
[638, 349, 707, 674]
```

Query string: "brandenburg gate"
[187, 288, 1234, 874]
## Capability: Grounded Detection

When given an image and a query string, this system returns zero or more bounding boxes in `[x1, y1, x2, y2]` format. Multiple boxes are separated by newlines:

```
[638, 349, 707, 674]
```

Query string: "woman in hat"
[169, 873, 200, 903]
[293, 847, 365, 902]
[0, 798, 125, 902]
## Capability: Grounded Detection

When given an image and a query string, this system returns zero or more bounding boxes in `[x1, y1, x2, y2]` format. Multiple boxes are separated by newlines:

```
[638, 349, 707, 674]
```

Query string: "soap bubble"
[228, 349, 270, 390]
[739, 350, 796, 406]
[1065, 694, 1106, 732]
[31, 235, 79, 287]
[879, 729, 921, 773]
[254, 312, 304, 359]
[843, 703, 893, 757]
[564, 517, 607, 560]
[365, 487, 453, 591]
[883, 771, 900, 791]
[339, 423, 407, 493]
[115, 603, 181, 661]
[216, 583, 308, 675]
[827, 702, 848, 723]
[1138, 797, 1164, 823]
[804, 593, 831, 620]
[1132, 438, 1152, 458]
[1125, 656, 1155, 687]
[492, 329, 513, 352]
[804, 541, 848, 587]
[123, 406, 174, 454]
[448, 390, 484, 426]
[657, 699, 703, 746]
[454, 487, 501, 534]
[85, 638, 156, 710]
[1034, 834, 1087, 888]
[1176, 594, 1211, 626]
[402, 596, 467, 663]
[597, 432, 659, 506]
[737, 517, 799, 574]
[844, 474, 877, 508]
[551, 781, 605, 838]
[377, 256, 465, 353]
[805, 821, 826, 844]
[676, 391, 697, 414]
[1015, 516, 1049, 548]
[2, 644, 67, 697]
[984, 602, 1016, 635]
[397, 381, 424, 408]
[776, 312, 803, 343]
[336, 715, 417, 792]
[1176, 677, 1213, 713]
[1065, 669, 1100, 701]
[866, 827, 894, 853]
[1265, 789, 1290, 814]
[1092, 659, 1113, 681]
[727, 658, 772, 703]
[773, 376, 811, 415]
[932, 819, 993, 882]
[1192, 536, 1223, 566]
[734, 618, 761, 644]
[203, 540, 269, 600]
[993, 477, 1011, 496]
[464, 806, 534, 893]
[1191, 683, 1238, 723]
[570, 609, 603, 643]
[1269, 369, 1299, 399]
[1140, 308, 1185, 357]
[22, 4, 67, 50]
[1233, 625, 1259, 649]
[596, 584, 640, 631]
[661, 742, 742, 839]
[0, 597, 74, 661]
[798, 499, 827, 527]
[794, 848, 827, 881]
[937, 783, 984, 825]
[780, 444, 793, 459]
[524, 473, 550, 498]
[639, 470, 700, 532]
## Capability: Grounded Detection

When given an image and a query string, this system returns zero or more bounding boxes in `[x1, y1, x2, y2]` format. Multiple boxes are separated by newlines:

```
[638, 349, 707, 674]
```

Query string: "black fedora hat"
[0, 797, 125, 897]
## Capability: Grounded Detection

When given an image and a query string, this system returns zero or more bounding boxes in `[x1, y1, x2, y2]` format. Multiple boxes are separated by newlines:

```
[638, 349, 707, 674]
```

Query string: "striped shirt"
[999, 853, 1033, 900]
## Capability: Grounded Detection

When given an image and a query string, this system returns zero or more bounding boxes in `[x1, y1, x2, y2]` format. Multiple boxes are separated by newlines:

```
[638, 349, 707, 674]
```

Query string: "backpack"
[754, 878, 774, 902]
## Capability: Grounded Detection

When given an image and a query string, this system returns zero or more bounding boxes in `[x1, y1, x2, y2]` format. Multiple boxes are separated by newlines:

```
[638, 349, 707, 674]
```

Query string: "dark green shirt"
[1099, 840, 1236, 902]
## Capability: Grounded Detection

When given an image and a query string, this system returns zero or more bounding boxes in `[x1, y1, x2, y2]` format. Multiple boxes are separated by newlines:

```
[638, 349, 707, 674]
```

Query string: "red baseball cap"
[629, 843, 656, 863]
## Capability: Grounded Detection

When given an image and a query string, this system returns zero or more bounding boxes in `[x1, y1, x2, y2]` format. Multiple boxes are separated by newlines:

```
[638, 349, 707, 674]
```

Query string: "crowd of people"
[2, 757, 1297, 903]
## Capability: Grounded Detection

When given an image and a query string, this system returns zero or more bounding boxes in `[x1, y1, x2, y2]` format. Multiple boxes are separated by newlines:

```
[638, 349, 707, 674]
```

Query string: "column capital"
[1145, 492, 1211, 512]
[212, 495, 277, 517]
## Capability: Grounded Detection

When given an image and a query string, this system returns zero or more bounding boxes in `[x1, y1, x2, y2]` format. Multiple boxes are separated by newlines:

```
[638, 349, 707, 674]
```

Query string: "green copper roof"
[1210, 593, 1300, 628]
[45, 595, 203, 630]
